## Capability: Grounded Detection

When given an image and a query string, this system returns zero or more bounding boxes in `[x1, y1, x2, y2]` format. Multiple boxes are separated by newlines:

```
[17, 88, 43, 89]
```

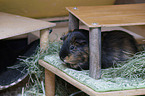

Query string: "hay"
[14, 40, 145, 95]
[14, 41, 62, 96]
[102, 51, 145, 79]
[44, 53, 145, 92]
[20, 41, 88, 96]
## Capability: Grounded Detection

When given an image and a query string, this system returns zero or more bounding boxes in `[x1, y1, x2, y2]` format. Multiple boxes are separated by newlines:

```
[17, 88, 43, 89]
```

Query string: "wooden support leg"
[89, 27, 101, 79]
[40, 29, 55, 96]
[45, 69, 55, 96]
[40, 29, 49, 50]
[68, 12, 79, 31]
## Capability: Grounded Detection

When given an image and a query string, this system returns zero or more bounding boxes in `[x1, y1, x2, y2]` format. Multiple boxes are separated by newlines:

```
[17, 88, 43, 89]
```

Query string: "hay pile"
[103, 51, 145, 79]
[16, 41, 61, 96]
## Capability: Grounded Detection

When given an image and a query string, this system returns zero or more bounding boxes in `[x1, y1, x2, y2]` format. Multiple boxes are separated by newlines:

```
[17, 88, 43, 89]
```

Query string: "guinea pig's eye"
[70, 45, 75, 50]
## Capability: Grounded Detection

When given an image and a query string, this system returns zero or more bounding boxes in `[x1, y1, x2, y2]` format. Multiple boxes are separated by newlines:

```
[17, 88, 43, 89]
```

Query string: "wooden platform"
[39, 3, 145, 96]
[39, 60, 145, 96]
[0, 12, 55, 40]
[0, 12, 55, 91]
[66, 3, 145, 79]
[66, 3, 145, 28]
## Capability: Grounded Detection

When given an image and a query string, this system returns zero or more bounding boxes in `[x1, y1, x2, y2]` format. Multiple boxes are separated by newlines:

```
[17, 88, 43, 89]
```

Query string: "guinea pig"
[59, 29, 138, 70]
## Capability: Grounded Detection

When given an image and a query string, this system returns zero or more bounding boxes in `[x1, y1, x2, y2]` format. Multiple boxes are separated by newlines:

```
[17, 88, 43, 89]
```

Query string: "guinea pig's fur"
[59, 29, 138, 70]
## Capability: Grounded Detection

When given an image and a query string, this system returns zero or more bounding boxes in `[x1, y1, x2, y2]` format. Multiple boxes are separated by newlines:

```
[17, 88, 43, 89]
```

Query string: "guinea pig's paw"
[62, 62, 66, 65]
[70, 63, 79, 69]
[63, 59, 72, 64]
[70, 63, 84, 70]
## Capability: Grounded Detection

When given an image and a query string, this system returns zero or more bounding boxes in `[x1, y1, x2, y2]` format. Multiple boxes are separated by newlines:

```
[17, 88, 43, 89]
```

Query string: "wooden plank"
[38, 60, 99, 96]
[0, 12, 55, 40]
[40, 29, 55, 96]
[122, 25, 145, 38]
[89, 28, 101, 79]
[66, 3, 145, 27]
[39, 60, 145, 96]
[45, 69, 55, 96]
[68, 12, 79, 31]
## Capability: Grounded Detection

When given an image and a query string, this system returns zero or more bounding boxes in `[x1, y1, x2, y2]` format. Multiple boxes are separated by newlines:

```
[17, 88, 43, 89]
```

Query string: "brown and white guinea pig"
[59, 29, 138, 70]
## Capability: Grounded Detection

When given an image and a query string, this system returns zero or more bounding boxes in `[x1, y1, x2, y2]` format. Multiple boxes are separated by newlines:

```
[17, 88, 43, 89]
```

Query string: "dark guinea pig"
[59, 29, 138, 70]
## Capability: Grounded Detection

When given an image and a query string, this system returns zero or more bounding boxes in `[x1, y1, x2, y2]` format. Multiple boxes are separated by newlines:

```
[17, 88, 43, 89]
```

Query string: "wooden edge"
[0, 12, 56, 28]
[39, 60, 145, 96]
[121, 26, 145, 38]
[66, 7, 89, 28]
[0, 26, 55, 41]
[121, 25, 145, 44]
[40, 29, 55, 96]
[38, 60, 97, 96]
[66, 5, 145, 28]
[39, 16, 68, 22]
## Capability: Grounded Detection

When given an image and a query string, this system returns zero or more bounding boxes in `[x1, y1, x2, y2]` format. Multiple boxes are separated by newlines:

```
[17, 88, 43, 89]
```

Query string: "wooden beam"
[89, 27, 101, 79]
[44, 68, 55, 96]
[122, 25, 145, 38]
[40, 29, 55, 96]
[68, 12, 79, 31]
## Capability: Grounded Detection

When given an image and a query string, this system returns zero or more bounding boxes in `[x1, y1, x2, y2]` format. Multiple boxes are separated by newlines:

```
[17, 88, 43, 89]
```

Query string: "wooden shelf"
[67, 3, 145, 79]
[0, 12, 56, 94]
[0, 12, 55, 40]
[38, 3, 145, 96]
[39, 60, 145, 96]
[66, 3, 145, 27]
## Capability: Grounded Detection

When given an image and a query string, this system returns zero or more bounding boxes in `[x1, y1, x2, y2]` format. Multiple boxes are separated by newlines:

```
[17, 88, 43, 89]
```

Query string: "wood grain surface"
[66, 3, 145, 27]
[0, 12, 55, 40]
[39, 60, 145, 96]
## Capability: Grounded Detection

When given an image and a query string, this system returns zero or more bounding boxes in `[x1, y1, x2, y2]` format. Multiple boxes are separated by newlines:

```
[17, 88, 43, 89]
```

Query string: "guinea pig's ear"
[60, 30, 73, 41]
[60, 32, 68, 40]
[76, 39, 87, 45]
[60, 35, 67, 41]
